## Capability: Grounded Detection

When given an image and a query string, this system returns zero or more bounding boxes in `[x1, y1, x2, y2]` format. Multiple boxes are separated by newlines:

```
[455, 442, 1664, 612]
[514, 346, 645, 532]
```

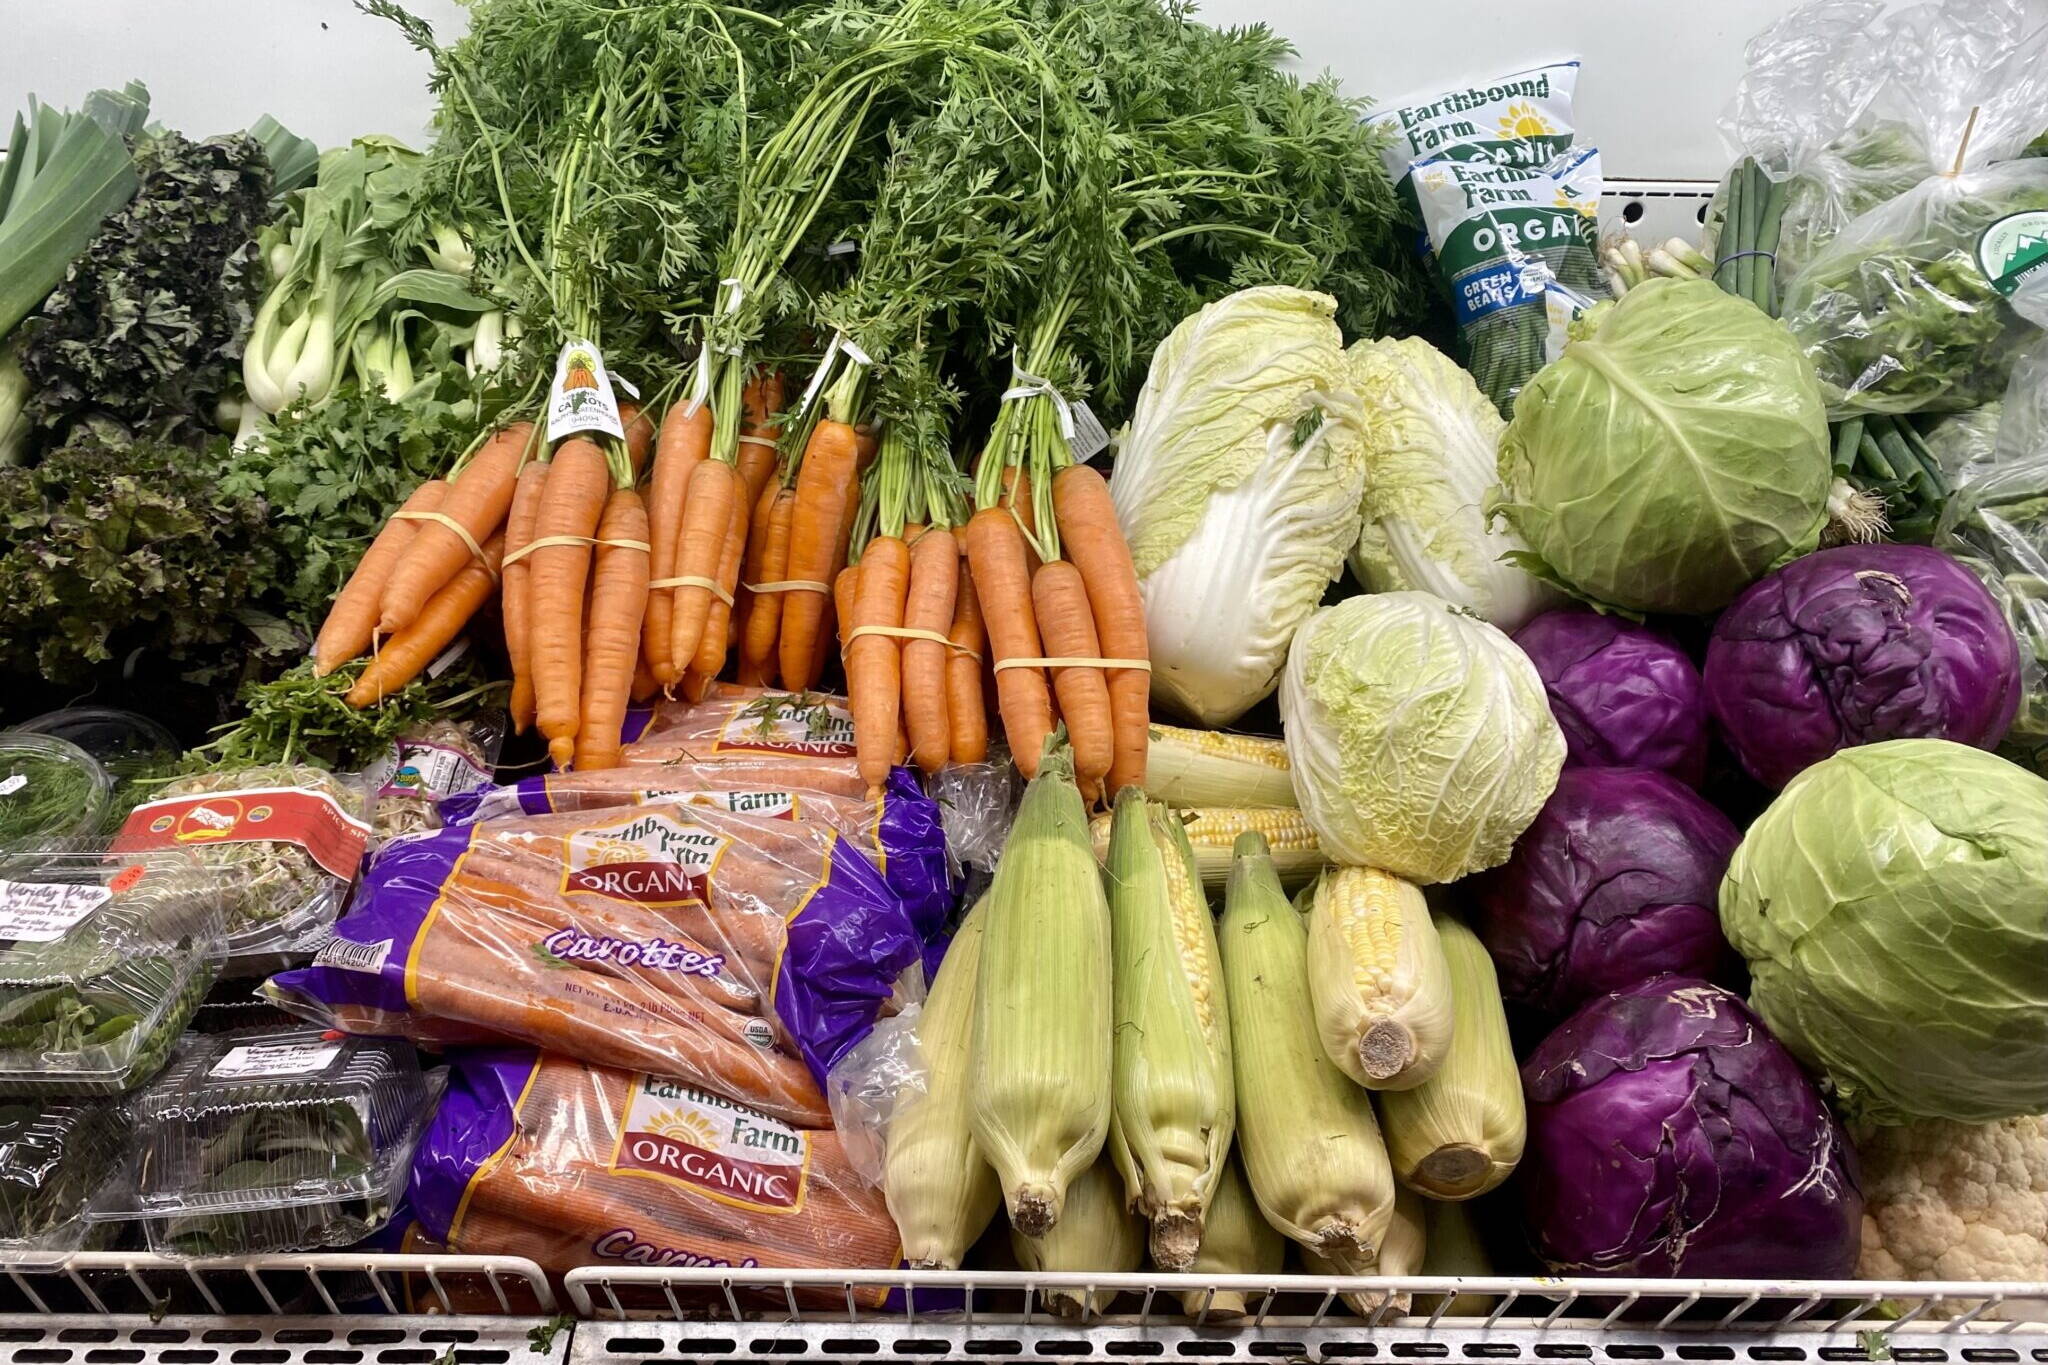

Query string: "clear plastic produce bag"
[1775, 0, 2048, 414]
[1938, 331, 2048, 771]
[1715, 0, 1913, 278]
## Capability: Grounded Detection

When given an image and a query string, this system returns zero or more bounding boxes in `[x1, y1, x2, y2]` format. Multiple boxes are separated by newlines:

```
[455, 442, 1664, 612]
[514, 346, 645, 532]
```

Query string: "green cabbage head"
[1492, 277, 1834, 614]
[1280, 591, 1564, 884]
[1720, 739, 2048, 1125]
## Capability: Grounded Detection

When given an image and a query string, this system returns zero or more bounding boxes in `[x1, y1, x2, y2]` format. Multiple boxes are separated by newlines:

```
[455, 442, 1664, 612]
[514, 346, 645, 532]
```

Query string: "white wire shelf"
[0, 1251, 556, 1317]
[561, 1270, 2048, 1362]
[0, 1314, 573, 1365]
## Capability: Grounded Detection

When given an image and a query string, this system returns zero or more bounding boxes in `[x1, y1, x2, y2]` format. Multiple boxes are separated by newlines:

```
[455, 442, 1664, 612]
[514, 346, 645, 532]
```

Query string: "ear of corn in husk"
[1220, 832, 1396, 1271]
[1146, 724, 1295, 809]
[1376, 912, 1525, 1200]
[1009, 1157, 1145, 1319]
[1306, 866, 1454, 1090]
[1175, 1152, 1284, 1320]
[1304, 1184, 1427, 1318]
[970, 732, 1113, 1238]
[884, 899, 1002, 1269]
[1091, 805, 1324, 888]
[1106, 789, 1235, 1270]
[1420, 1197, 1498, 1317]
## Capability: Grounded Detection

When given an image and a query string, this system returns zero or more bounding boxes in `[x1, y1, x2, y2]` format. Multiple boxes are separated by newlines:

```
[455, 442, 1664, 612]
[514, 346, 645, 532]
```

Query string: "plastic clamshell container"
[0, 1098, 136, 1266]
[109, 766, 373, 971]
[0, 733, 113, 852]
[0, 846, 225, 1095]
[129, 1028, 430, 1257]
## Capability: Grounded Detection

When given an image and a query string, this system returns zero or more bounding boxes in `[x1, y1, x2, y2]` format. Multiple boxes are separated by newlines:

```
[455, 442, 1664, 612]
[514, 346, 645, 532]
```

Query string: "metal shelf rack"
[0, 1257, 2041, 1364]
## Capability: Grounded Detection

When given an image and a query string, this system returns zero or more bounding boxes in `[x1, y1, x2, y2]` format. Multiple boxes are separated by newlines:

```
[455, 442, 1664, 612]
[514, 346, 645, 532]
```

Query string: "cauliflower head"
[1856, 1114, 2048, 1319]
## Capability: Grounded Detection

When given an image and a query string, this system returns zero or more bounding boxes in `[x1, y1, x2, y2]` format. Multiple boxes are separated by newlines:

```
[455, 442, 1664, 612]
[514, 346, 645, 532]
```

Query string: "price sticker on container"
[210, 1040, 344, 1080]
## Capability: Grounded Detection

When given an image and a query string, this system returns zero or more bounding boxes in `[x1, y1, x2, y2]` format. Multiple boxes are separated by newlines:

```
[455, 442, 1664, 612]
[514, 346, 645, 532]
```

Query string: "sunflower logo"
[585, 836, 641, 866]
[1418, 167, 1452, 197]
[649, 1109, 720, 1148]
[1553, 187, 1597, 218]
[1497, 102, 1555, 140]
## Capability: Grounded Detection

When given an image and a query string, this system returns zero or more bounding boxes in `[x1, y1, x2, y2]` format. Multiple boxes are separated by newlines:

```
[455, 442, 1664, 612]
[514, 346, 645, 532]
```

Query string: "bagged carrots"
[439, 762, 951, 939]
[411, 1050, 901, 1288]
[267, 799, 923, 1126]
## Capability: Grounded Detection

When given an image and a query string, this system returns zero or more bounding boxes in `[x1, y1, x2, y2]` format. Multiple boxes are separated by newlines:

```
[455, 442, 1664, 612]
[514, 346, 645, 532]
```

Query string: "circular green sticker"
[1978, 210, 2048, 297]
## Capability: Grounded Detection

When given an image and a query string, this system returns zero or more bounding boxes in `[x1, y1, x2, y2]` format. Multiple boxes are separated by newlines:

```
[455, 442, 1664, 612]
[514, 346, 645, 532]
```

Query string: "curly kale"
[0, 434, 278, 685]
[18, 131, 271, 449]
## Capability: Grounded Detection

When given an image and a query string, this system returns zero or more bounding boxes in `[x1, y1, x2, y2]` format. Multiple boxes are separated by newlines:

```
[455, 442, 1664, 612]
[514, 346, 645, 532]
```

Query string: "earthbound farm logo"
[613, 1075, 811, 1211]
[711, 696, 856, 758]
[561, 810, 728, 907]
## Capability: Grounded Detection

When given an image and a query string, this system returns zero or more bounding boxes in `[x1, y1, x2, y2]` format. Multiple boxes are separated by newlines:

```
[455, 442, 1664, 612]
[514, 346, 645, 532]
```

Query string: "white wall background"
[3, 0, 1797, 179]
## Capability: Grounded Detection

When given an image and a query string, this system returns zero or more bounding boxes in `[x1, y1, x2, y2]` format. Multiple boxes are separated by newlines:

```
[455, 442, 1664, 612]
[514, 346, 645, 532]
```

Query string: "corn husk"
[1009, 1157, 1145, 1319]
[1305, 1184, 1427, 1317]
[1376, 913, 1524, 1199]
[1106, 791, 1234, 1270]
[1176, 1152, 1284, 1320]
[1146, 724, 1296, 809]
[1420, 1197, 1498, 1316]
[970, 734, 1113, 1237]
[1091, 805, 1325, 887]
[1305, 866, 1454, 1089]
[1219, 832, 1396, 1271]
[884, 900, 1002, 1269]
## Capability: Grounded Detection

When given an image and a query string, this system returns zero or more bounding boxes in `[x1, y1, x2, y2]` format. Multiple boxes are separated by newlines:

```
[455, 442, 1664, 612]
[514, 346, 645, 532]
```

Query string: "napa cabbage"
[1348, 337, 1562, 629]
[1280, 592, 1565, 884]
[1110, 286, 1366, 726]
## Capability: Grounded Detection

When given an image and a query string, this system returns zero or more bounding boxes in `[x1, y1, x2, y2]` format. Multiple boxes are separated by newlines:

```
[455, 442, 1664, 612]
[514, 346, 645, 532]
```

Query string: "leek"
[0, 83, 150, 340]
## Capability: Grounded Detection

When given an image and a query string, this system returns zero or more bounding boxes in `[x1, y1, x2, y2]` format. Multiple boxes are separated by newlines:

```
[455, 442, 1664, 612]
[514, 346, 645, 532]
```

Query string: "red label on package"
[112, 786, 371, 882]
[612, 1075, 811, 1211]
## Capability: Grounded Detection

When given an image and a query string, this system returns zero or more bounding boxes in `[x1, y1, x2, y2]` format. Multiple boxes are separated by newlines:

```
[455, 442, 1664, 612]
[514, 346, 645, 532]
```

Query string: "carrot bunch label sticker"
[613, 1075, 812, 1211]
[561, 809, 730, 907]
[712, 696, 856, 758]
[112, 786, 370, 881]
[545, 338, 626, 444]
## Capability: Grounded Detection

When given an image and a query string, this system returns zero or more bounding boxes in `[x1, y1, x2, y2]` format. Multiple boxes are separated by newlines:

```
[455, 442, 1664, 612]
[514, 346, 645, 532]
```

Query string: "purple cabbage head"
[1513, 610, 1709, 786]
[1475, 767, 1738, 1020]
[1705, 544, 2022, 789]
[1519, 977, 1863, 1278]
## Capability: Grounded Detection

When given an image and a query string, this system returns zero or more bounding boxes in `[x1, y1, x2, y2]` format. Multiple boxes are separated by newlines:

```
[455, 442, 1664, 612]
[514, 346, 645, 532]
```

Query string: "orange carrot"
[503, 460, 549, 733]
[946, 557, 988, 765]
[690, 482, 749, 678]
[848, 536, 909, 797]
[901, 526, 958, 774]
[964, 506, 1053, 777]
[1000, 464, 1043, 575]
[1052, 464, 1150, 793]
[855, 425, 880, 472]
[530, 439, 611, 769]
[644, 403, 712, 688]
[737, 479, 792, 687]
[668, 458, 740, 673]
[574, 488, 651, 771]
[631, 657, 660, 703]
[619, 401, 656, 479]
[778, 420, 861, 691]
[314, 479, 447, 676]
[735, 371, 785, 508]
[379, 421, 532, 635]
[1032, 559, 1114, 804]
[833, 563, 861, 662]
[346, 534, 505, 707]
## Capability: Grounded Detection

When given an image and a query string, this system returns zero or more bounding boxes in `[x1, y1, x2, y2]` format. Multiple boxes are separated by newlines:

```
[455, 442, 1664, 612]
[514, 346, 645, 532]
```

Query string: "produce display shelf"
[0, 1252, 555, 1317]
[561, 1271, 2048, 1362]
